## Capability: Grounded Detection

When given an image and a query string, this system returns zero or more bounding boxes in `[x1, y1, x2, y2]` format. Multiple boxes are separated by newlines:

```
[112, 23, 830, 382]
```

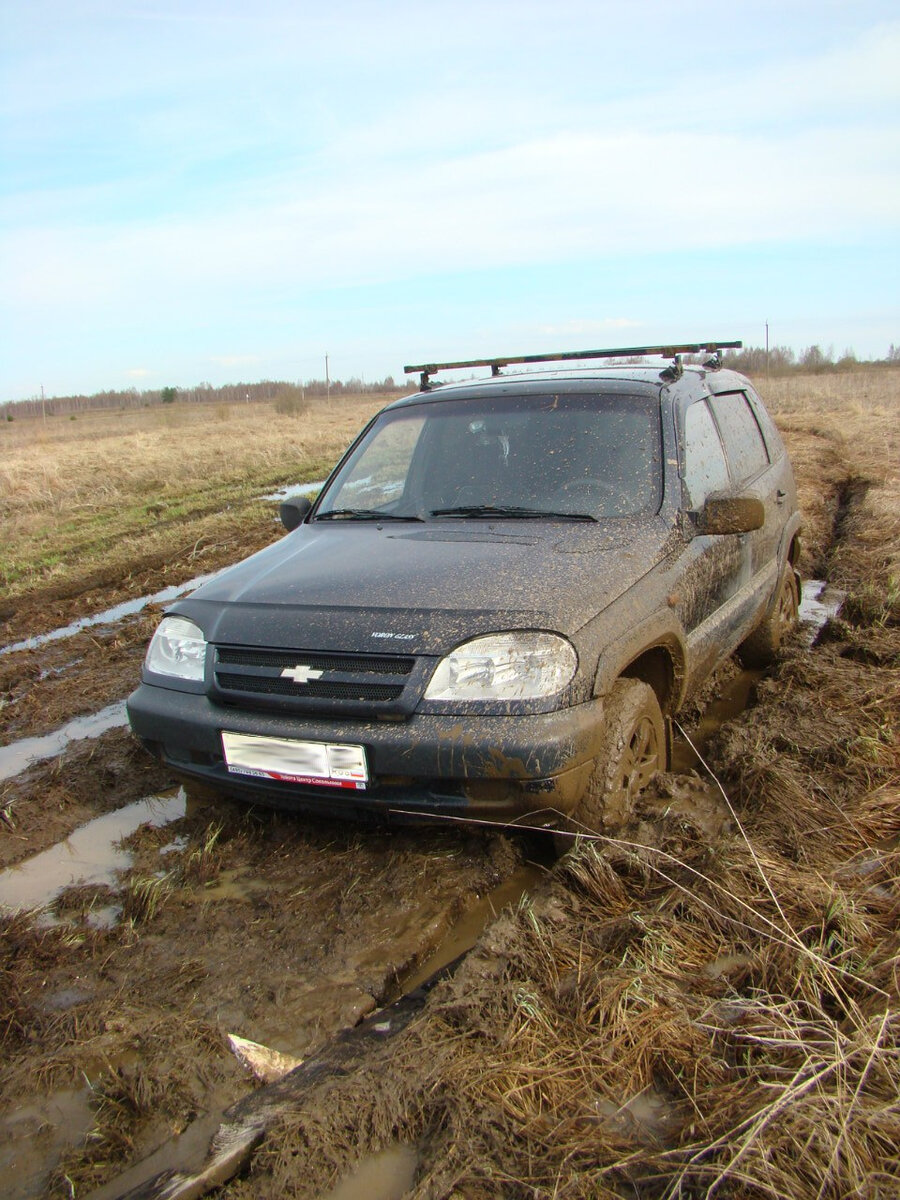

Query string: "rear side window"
[683, 400, 730, 507]
[744, 386, 785, 461]
[709, 392, 769, 486]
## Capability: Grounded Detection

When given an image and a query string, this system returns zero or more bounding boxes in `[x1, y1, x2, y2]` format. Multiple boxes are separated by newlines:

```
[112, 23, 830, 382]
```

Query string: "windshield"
[315, 391, 662, 521]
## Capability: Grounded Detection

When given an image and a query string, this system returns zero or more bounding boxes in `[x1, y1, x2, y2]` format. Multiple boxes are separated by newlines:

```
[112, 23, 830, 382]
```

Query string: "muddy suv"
[127, 341, 801, 835]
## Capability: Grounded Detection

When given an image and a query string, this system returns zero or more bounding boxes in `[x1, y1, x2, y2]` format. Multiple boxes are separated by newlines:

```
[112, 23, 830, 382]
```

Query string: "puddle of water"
[672, 669, 762, 771]
[38, 985, 94, 1013]
[671, 579, 845, 773]
[798, 578, 846, 645]
[187, 866, 267, 903]
[0, 700, 129, 783]
[261, 478, 327, 502]
[318, 1144, 419, 1200]
[0, 788, 187, 915]
[38, 657, 83, 681]
[0, 570, 221, 657]
[0, 1086, 94, 1200]
[397, 863, 546, 996]
[595, 1088, 676, 1147]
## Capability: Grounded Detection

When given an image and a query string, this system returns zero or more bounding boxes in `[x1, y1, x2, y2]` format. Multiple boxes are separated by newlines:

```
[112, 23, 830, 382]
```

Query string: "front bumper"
[126, 683, 605, 827]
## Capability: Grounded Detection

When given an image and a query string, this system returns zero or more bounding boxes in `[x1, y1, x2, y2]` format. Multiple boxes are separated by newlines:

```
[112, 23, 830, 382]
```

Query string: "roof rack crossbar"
[405, 340, 742, 389]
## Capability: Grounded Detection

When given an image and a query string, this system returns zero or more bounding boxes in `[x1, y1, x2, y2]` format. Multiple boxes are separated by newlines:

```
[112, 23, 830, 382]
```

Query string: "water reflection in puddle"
[0, 788, 187, 915]
[261, 478, 327, 502]
[398, 863, 546, 996]
[318, 1144, 419, 1200]
[0, 570, 221, 657]
[798, 578, 846, 644]
[0, 700, 129, 783]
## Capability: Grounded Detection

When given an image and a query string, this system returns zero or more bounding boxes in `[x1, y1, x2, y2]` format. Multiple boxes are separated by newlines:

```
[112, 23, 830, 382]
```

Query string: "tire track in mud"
[181, 422, 897, 1200]
[1, 419, 880, 1199]
[0, 727, 174, 870]
[0, 521, 278, 645]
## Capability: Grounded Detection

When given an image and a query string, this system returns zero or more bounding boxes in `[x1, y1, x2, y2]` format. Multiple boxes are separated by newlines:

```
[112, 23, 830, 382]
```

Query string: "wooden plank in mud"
[85, 970, 450, 1200]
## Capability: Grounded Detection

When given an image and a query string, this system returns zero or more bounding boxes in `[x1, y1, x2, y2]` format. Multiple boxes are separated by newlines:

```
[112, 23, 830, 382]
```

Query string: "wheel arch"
[619, 645, 680, 715]
[593, 613, 686, 715]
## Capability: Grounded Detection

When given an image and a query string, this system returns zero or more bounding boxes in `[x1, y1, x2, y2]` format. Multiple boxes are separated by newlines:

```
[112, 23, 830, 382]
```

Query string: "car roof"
[387, 364, 747, 411]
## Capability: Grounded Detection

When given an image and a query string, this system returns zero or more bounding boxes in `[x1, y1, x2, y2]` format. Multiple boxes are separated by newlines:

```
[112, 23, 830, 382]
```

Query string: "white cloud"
[6, 122, 897, 319]
[2, 3, 898, 395]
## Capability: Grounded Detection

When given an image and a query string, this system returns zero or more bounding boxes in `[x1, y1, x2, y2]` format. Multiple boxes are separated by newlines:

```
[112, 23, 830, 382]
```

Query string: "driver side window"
[683, 401, 730, 508]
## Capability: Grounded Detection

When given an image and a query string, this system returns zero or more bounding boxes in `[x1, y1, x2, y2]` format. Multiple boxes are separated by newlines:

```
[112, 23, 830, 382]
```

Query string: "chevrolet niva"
[127, 341, 801, 836]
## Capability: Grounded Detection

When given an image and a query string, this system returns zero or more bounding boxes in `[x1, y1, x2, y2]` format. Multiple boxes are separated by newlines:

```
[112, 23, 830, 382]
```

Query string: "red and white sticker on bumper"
[221, 731, 368, 790]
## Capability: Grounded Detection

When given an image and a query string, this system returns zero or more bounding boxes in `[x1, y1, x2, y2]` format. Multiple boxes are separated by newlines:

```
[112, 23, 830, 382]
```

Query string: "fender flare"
[592, 609, 687, 714]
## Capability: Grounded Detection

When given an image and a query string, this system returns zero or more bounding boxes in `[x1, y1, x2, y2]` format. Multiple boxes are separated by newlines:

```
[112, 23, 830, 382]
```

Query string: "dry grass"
[226, 370, 900, 1200]
[4, 369, 899, 1198]
[0, 393, 386, 604]
[760, 369, 900, 599]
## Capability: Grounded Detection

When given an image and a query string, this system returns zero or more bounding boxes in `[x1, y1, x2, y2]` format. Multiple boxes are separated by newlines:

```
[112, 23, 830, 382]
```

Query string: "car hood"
[172, 518, 677, 656]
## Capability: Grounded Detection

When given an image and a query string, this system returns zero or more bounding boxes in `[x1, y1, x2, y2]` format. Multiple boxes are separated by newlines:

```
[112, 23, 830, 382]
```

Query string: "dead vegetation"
[218, 373, 900, 1200]
[0, 392, 386, 632]
[1, 370, 898, 1198]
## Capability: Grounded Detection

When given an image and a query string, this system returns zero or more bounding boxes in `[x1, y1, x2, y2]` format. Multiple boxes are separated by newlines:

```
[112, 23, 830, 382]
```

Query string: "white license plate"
[221, 732, 368, 790]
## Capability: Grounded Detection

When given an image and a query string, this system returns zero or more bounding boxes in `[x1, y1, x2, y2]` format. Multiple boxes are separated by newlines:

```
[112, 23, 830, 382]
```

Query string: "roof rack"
[404, 340, 742, 390]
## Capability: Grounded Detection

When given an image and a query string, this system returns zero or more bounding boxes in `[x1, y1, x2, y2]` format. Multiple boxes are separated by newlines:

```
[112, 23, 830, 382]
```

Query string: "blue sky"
[2, 0, 898, 401]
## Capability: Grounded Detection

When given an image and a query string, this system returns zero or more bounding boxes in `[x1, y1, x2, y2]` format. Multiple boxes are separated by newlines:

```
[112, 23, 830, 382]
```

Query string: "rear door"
[707, 389, 781, 619]
[675, 398, 748, 675]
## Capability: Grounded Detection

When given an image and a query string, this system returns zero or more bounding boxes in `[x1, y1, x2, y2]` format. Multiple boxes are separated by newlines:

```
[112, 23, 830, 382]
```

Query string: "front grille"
[216, 647, 413, 675]
[212, 645, 417, 715]
[216, 673, 403, 702]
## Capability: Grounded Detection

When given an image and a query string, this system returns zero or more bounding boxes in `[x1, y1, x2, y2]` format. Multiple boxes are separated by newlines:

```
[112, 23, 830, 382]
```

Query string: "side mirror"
[699, 495, 765, 535]
[280, 496, 312, 531]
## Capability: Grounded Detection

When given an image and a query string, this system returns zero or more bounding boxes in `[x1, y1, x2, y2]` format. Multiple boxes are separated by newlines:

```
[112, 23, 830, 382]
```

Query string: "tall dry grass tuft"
[229, 371, 900, 1200]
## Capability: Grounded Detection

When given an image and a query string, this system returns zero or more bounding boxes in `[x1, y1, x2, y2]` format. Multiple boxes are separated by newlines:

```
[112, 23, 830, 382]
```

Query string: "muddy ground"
[1, 392, 898, 1199]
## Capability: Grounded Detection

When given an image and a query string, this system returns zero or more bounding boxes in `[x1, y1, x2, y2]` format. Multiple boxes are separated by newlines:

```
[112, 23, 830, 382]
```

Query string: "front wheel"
[558, 679, 666, 846]
[738, 564, 800, 667]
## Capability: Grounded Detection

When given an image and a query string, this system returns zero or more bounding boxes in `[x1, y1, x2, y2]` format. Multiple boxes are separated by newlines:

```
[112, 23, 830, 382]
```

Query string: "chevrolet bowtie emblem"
[280, 665, 324, 685]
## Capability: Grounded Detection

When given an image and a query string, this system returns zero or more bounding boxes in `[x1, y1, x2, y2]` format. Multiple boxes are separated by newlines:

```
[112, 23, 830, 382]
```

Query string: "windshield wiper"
[315, 509, 424, 522]
[429, 505, 596, 522]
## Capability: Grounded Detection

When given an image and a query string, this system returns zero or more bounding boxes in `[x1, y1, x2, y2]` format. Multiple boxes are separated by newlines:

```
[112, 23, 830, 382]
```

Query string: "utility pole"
[325, 354, 330, 404]
[765, 322, 770, 384]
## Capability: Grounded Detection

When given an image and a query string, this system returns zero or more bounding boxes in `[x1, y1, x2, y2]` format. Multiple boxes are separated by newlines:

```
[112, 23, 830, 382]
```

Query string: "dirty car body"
[127, 355, 800, 830]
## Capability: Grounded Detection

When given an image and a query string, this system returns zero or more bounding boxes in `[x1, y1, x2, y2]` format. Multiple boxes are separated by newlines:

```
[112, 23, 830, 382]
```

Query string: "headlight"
[424, 632, 577, 702]
[145, 616, 207, 681]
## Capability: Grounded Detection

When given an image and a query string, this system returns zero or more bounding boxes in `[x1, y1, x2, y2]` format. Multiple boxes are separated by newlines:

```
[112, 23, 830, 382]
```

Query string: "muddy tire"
[557, 679, 666, 849]
[738, 565, 800, 668]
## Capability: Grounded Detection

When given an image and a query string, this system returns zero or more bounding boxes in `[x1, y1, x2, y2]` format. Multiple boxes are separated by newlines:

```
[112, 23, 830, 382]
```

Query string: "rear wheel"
[557, 679, 666, 848]
[738, 564, 800, 667]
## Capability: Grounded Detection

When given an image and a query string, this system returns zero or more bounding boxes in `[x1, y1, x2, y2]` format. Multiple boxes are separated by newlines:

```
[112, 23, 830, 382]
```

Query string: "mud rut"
[0, 430, 891, 1200]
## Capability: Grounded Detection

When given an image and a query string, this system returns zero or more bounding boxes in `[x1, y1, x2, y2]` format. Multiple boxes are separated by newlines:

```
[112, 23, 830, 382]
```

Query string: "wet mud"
[0, 521, 278, 649]
[2, 407, 893, 1199]
[0, 614, 158, 748]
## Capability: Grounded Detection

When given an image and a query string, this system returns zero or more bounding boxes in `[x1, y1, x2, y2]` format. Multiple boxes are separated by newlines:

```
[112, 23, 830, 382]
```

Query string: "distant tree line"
[5, 348, 900, 421]
[3, 375, 405, 421]
[716, 344, 900, 375]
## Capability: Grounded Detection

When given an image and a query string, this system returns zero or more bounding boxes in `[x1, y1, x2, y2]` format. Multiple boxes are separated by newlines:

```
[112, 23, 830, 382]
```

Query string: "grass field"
[0, 393, 387, 614]
[228, 369, 900, 1199]
[1, 369, 898, 1198]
